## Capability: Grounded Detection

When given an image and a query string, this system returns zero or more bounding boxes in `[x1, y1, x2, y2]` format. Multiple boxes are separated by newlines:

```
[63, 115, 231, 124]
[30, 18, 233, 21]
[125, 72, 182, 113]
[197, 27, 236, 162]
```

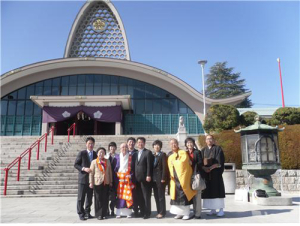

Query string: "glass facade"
[1, 74, 204, 135]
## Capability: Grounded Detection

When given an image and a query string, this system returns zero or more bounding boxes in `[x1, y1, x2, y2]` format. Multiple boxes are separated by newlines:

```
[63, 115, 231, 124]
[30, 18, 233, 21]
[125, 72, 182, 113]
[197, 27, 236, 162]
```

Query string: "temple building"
[0, 0, 250, 136]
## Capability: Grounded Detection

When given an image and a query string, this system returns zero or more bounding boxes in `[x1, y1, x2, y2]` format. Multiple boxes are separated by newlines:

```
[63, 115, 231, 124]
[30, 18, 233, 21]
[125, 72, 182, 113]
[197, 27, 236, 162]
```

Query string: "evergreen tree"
[205, 62, 252, 107]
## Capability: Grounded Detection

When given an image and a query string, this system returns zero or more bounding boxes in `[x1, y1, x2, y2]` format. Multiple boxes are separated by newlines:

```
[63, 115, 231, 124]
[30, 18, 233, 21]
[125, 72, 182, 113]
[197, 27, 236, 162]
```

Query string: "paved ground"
[1, 194, 299, 224]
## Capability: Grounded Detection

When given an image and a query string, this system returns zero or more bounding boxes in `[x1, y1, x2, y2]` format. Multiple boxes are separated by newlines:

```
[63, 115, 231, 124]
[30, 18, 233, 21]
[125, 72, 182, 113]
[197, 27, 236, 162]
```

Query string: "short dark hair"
[108, 142, 117, 149]
[86, 136, 95, 143]
[184, 137, 196, 148]
[96, 147, 106, 154]
[137, 137, 146, 143]
[127, 137, 136, 143]
[152, 140, 162, 149]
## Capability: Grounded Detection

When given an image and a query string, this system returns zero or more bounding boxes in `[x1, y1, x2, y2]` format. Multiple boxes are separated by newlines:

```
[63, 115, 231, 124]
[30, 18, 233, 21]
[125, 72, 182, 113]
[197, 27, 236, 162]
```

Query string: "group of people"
[74, 135, 225, 221]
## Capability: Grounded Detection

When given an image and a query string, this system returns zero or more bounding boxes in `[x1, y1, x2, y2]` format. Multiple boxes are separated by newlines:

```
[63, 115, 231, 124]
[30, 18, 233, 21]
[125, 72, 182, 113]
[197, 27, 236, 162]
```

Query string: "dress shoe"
[194, 216, 202, 219]
[174, 215, 183, 219]
[127, 215, 132, 218]
[84, 213, 94, 219]
[217, 209, 225, 217]
[143, 215, 150, 219]
[156, 214, 164, 219]
[207, 209, 217, 216]
[97, 216, 105, 220]
[79, 216, 86, 221]
[182, 215, 191, 220]
[116, 215, 121, 219]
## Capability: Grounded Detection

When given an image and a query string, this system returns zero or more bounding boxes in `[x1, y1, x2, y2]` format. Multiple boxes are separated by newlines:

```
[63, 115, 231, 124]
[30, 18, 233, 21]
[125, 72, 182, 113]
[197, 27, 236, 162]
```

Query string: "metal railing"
[2, 126, 55, 196]
[67, 123, 76, 142]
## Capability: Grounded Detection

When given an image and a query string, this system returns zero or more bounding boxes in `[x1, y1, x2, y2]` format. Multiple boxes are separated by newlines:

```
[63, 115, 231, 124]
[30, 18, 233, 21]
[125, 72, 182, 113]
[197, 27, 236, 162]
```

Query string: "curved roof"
[1, 58, 251, 122]
[64, 0, 130, 60]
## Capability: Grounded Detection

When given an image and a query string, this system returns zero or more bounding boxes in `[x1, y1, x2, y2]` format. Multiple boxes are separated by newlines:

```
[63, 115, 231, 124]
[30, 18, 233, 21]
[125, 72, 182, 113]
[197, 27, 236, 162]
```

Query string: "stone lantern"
[235, 116, 284, 197]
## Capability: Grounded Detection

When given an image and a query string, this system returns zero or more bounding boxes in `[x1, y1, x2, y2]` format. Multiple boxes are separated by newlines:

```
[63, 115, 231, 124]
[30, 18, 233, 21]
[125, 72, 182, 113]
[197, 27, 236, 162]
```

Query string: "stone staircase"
[0, 134, 188, 197]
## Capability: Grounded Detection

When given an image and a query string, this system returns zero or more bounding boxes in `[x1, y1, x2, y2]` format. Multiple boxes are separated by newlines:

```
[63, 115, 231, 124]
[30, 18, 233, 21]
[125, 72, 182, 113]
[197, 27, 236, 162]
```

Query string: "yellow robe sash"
[168, 150, 197, 201]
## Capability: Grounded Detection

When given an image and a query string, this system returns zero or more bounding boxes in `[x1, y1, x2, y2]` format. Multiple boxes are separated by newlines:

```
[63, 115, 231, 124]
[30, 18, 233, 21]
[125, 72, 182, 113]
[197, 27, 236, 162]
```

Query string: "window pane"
[77, 86, 85, 95]
[145, 99, 152, 114]
[188, 107, 193, 114]
[61, 87, 68, 95]
[36, 81, 43, 87]
[103, 75, 110, 86]
[52, 86, 59, 95]
[17, 88, 26, 99]
[153, 99, 161, 114]
[25, 101, 33, 116]
[35, 86, 43, 95]
[7, 101, 17, 115]
[8, 91, 17, 100]
[69, 87, 77, 95]
[86, 75, 94, 86]
[94, 86, 101, 95]
[69, 75, 77, 86]
[102, 85, 110, 95]
[135, 100, 145, 114]
[52, 77, 60, 87]
[78, 75, 85, 86]
[26, 85, 35, 99]
[86, 86, 94, 95]
[1, 100, 7, 115]
[16, 101, 25, 115]
[94, 75, 102, 85]
[179, 100, 187, 114]
[152, 86, 162, 98]
[119, 85, 127, 95]
[119, 77, 128, 85]
[162, 99, 170, 114]
[43, 79, 51, 87]
[145, 85, 154, 98]
[43, 86, 51, 95]
[111, 85, 118, 95]
[61, 76, 69, 86]
[133, 86, 145, 98]
[111, 76, 118, 85]
[170, 99, 178, 114]
[33, 104, 41, 115]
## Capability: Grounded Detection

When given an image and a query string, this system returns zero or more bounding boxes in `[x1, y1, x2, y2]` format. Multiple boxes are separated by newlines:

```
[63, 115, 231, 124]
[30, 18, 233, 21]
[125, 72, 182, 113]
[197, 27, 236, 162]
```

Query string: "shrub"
[240, 111, 257, 127]
[203, 104, 240, 133]
[271, 107, 300, 125]
[198, 124, 300, 169]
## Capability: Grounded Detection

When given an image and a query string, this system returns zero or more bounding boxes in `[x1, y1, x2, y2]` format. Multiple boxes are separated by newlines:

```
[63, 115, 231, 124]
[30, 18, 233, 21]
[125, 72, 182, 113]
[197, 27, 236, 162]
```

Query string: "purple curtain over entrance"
[42, 106, 122, 123]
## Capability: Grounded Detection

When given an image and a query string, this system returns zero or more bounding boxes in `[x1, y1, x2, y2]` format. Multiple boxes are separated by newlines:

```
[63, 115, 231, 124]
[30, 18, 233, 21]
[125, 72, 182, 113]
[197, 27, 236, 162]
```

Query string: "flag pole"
[277, 58, 285, 108]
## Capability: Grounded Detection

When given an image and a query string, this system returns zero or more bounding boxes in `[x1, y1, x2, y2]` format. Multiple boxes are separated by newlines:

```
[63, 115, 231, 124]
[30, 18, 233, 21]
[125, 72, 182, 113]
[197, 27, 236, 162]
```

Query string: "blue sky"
[1, 0, 299, 108]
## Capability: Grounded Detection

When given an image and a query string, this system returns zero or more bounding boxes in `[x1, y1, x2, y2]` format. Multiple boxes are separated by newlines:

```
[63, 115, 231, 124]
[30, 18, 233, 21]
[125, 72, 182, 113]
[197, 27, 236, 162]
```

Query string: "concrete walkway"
[1, 194, 299, 223]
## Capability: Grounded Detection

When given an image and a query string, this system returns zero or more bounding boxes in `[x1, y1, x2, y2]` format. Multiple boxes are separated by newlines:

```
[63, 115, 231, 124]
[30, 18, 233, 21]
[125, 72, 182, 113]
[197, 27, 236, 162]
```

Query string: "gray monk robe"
[201, 144, 225, 209]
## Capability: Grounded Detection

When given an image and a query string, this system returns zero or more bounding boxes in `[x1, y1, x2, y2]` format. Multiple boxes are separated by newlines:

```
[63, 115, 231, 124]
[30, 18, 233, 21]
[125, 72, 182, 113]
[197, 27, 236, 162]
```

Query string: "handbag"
[191, 164, 206, 191]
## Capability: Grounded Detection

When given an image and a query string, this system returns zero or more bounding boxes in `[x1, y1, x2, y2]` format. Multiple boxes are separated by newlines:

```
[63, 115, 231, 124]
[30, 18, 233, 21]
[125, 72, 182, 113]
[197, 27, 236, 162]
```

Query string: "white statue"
[179, 116, 185, 128]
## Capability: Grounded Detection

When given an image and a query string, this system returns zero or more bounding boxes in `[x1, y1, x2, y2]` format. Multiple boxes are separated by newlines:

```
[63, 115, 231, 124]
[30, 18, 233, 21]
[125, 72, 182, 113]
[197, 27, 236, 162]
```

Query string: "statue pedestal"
[176, 127, 187, 147]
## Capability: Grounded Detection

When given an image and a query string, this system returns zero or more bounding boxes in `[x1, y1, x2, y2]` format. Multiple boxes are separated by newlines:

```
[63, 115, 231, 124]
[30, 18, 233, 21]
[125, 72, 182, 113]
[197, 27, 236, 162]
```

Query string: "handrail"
[67, 123, 76, 143]
[2, 126, 55, 196]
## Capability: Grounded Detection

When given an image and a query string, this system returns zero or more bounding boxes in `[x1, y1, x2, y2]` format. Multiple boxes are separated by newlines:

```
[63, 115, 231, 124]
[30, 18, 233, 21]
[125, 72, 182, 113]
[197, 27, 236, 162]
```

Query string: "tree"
[240, 111, 258, 127]
[204, 104, 240, 133]
[205, 62, 252, 108]
[271, 107, 300, 125]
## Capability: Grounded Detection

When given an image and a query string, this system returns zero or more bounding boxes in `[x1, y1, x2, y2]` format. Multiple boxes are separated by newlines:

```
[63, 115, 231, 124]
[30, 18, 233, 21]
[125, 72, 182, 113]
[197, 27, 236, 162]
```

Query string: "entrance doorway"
[55, 115, 115, 135]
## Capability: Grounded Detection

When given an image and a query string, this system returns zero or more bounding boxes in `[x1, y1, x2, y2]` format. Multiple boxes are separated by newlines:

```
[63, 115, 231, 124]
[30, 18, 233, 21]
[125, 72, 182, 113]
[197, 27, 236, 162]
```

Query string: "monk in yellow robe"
[168, 138, 197, 220]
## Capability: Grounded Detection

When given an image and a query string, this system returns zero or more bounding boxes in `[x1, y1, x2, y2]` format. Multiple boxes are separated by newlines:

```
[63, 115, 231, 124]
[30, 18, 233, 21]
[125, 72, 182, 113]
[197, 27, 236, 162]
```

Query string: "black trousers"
[109, 187, 117, 214]
[77, 183, 93, 217]
[152, 181, 166, 216]
[132, 187, 139, 215]
[94, 184, 109, 218]
[136, 181, 152, 217]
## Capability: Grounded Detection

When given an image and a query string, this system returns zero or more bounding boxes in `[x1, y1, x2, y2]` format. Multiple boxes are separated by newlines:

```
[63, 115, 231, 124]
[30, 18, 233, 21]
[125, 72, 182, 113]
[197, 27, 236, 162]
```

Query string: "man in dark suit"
[74, 137, 97, 220]
[134, 137, 154, 219]
[152, 140, 168, 219]
[108, 142, 118, 216]
[127, 137, 139, 217]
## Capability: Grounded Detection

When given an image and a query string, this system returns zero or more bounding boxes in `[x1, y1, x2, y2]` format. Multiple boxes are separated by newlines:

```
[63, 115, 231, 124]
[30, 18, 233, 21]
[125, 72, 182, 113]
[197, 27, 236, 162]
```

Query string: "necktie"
[89, 151, 93, 162]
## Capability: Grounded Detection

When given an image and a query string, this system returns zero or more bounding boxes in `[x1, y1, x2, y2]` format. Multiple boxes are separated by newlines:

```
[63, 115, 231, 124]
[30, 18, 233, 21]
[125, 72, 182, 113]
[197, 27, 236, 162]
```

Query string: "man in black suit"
[134, 137, 153, 219]
[152, 140, 168, 219]
[127, 137, 139, 217]
[74, 137, 97, 220]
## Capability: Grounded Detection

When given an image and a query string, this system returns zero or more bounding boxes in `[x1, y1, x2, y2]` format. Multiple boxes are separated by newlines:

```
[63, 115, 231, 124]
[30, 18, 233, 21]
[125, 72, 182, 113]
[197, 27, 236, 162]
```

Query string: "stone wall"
[235, 169, 300, 193]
